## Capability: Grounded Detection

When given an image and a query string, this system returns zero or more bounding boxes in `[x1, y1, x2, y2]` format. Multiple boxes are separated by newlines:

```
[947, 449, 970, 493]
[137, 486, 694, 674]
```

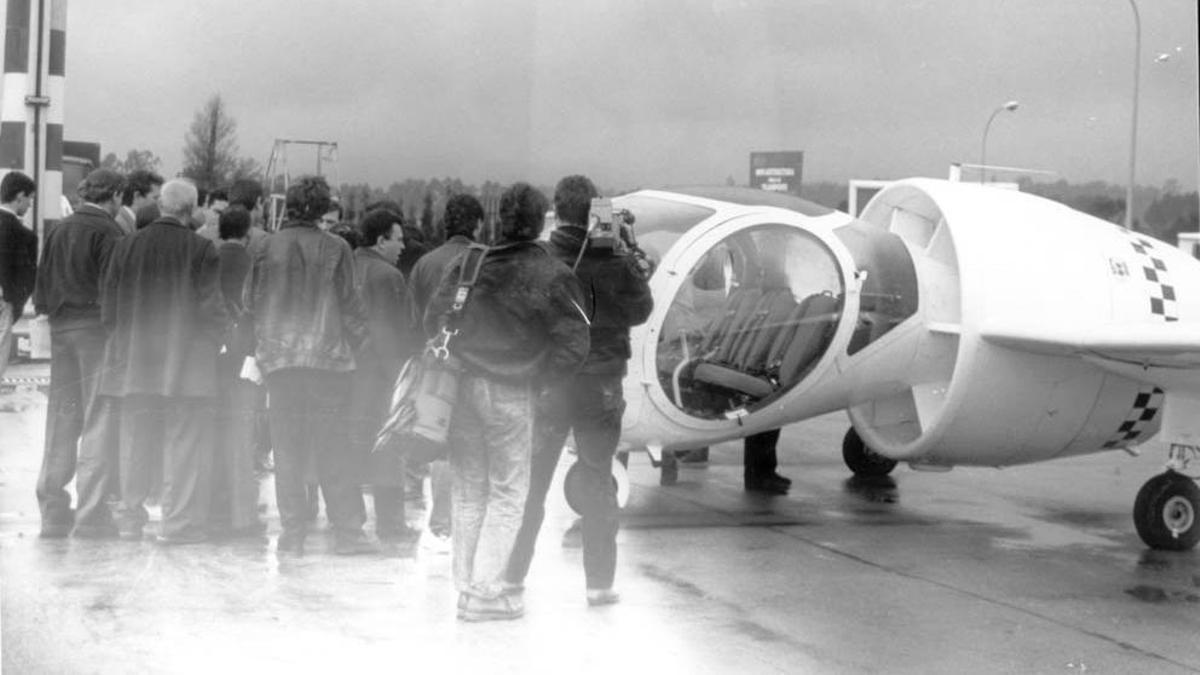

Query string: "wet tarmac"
[2, 366, 1199, 674]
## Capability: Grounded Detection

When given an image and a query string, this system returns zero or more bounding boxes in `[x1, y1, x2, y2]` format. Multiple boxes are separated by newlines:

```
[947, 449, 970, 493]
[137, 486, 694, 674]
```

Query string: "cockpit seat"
[691, 291, 839, 400]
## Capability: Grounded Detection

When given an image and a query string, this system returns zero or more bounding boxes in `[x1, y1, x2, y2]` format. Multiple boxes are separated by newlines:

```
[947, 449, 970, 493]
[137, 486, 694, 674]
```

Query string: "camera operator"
[505, 175, 653, 607]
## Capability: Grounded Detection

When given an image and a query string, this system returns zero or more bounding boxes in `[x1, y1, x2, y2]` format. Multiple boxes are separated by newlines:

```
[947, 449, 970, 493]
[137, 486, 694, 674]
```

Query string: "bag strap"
[447, 243, 490, 324]
[430, 244, 489, 360]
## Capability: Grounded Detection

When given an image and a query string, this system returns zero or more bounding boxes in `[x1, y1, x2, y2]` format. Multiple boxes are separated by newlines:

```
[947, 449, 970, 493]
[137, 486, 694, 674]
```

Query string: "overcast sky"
[64, 0, 1198, 193]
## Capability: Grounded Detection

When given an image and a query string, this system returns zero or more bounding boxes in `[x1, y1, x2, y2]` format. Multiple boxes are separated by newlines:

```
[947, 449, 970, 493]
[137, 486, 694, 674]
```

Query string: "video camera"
[587, 197, 655, 278]
[587, 197, 636, 252]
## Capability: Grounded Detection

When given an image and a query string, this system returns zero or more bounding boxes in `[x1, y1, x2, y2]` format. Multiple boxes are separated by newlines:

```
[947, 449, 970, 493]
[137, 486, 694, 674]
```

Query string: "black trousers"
[266, 368, 363, 536]
[348, 366, 405, 532]
[743, 428, 781, 481]
[36, 325, 120, 530]
[508, 373, 624, 591]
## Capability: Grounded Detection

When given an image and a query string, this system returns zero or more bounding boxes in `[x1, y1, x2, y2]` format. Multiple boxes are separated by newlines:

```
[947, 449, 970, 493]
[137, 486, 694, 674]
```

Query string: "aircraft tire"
[842, 427, 898, 477]
[564, 458, 629, 516]
[1133, 471, 1200, 551]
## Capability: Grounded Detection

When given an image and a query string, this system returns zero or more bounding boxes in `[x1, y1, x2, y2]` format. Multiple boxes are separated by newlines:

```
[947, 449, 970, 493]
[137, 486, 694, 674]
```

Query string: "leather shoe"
[72, 523, 119, 539]
[459, 594, 524, 622]
[586, 588, 621, 607]
[39, 521, 73, 539]
[156, 532, 209, 546]
[276, 531, 305, 558]
[745, 474, 790, 495]
[334, 531, 381, 556]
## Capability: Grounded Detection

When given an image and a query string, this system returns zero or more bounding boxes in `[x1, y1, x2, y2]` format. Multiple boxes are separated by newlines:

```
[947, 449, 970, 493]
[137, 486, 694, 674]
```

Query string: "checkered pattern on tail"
[1102, 386, 1165, 448]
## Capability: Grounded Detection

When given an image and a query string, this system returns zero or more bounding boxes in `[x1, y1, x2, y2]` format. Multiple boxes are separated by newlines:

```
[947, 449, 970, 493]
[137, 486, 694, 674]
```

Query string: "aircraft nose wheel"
[1133, 471, 1200, 551]
[842, 428, 898, 477]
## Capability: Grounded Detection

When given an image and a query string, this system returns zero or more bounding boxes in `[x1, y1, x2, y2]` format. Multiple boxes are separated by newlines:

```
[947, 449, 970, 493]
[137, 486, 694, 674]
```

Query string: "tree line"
[99, 93, 1198, 246]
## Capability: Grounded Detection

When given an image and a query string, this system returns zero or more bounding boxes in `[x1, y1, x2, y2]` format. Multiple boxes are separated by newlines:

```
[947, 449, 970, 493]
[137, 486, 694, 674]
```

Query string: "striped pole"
[0, 0, 66, 238]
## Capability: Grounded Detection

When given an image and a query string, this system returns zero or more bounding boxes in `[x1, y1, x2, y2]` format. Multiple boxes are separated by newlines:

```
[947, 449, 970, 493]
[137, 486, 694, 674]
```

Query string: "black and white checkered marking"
[1123, 232, 1179, 322]
[1102, 385, 1165, 449]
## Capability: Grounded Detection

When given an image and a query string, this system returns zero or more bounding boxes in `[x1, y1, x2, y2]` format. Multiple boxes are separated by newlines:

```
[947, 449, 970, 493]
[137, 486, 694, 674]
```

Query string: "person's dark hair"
[121, 170, 164, 206]
[366, 199, 403, 216]
[196, 186, 209, 208]
[330, 222, 361, 250]
[553, 174, 598, 226]
[325, 201, 343, 218]
[359, 209, 402, 248]
[228, 178, 264, 211]
[442, 194, 483, 239]
[285, 175, 332, 222]
[1, 171, 36, 203]
[498, 183, 548, 243]
[219, 205, 252, 241]
[77, 168, 124, 204]
[209, 188, 228, 203]
[135, 203, 160, 230]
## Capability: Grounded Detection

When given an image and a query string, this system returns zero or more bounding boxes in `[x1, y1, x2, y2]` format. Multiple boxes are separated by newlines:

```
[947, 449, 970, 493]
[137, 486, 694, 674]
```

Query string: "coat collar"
[355, 247, 392, 264]
[150, 216, 190, 230]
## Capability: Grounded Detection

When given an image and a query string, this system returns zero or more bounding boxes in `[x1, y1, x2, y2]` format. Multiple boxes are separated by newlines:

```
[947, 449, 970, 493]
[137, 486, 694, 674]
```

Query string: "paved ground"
[2, 363, 1199, 674]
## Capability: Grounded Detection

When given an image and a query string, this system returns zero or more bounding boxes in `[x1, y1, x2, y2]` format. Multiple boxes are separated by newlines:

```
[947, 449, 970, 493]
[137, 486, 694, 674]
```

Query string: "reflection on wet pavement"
[4, 393, 1200, 673]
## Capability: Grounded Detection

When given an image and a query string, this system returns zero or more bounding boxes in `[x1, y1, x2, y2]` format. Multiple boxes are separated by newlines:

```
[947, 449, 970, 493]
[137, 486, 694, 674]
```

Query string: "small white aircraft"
[593, 179, 1200, 551]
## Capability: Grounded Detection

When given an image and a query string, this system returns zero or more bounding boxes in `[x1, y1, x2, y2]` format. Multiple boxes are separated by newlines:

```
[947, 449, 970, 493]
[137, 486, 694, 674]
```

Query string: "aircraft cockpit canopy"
[656, 224, 844, 420]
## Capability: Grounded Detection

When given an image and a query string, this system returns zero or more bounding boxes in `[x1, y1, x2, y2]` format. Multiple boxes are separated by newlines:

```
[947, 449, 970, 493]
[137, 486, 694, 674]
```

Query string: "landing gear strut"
[1134, 444, 1200, 551]
[842, 428, 897, 477]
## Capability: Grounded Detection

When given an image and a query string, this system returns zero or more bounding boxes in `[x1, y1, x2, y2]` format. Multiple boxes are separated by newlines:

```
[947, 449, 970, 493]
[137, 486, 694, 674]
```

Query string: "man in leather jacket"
[505, 175, 653, 607]
[244, 175, 374, 557]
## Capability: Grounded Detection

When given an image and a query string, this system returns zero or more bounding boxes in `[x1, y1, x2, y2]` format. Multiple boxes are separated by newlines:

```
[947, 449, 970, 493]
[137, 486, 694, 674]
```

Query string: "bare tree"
[100, 149, 163, 174]
[181, 94, 254, 190]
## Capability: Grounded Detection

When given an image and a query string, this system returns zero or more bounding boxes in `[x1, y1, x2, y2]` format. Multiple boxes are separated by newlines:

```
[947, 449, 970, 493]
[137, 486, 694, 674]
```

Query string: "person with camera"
[505, 175, 654, 607]
[424, 183, 589, 621]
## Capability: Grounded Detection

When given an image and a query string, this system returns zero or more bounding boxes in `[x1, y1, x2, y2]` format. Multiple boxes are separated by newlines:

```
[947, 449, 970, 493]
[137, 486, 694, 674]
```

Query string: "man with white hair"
[101, 179, 227, 544]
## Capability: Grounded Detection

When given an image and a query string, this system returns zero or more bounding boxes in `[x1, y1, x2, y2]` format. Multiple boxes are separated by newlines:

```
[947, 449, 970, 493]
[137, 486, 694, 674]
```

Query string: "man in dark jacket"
[245, 175, 373, 557]
[425, 183, 589, 621]
[408, 194, 485, 547]
[32, 168, 126, 538]
[505, 175, 654, 607]
[101, 179, 227, 544]
[209, 205, 264, 536]
[1, 171, 38, 378]
[349, 209, 419, 542]
[409, 194, 484, 318]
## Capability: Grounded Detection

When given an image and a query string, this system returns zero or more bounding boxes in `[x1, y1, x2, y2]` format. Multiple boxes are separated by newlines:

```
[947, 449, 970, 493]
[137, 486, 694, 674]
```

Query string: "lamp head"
[1003, 100, 1020, 112]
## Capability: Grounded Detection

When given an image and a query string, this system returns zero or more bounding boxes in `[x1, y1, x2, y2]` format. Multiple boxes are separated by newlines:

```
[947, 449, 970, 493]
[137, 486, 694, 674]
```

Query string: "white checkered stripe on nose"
[1102, 385, 1165, 449]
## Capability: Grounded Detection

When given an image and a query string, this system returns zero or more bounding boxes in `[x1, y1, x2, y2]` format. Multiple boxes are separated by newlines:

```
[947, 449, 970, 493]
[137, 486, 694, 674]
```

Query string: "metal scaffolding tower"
[263, 138, 339, 230]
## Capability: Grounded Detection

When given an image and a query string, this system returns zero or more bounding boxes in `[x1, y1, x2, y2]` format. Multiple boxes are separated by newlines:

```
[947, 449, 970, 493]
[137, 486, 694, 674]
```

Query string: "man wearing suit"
[32, 169, 126, 538]
[114, 170, 163, 235]
[101, 179, 227, 544]
[0, 172, 38, 378]
[349, 209, 418, 543]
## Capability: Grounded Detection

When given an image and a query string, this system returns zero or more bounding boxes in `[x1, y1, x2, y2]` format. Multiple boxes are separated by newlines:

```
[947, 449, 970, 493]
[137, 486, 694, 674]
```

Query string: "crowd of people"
[0, 167, 654, 622]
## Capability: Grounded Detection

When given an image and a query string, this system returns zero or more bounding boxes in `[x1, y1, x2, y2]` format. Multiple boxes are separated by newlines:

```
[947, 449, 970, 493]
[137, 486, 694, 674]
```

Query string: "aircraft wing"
[981, 321, 1200, 379]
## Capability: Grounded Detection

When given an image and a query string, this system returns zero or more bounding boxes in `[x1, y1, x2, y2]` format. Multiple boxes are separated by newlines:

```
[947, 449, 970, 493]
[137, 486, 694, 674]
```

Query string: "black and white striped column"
[1, 0, 67, 234]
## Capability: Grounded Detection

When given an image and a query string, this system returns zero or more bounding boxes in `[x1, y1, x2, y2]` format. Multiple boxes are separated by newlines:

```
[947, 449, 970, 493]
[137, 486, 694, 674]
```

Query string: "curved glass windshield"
[657, 225, 844, 419]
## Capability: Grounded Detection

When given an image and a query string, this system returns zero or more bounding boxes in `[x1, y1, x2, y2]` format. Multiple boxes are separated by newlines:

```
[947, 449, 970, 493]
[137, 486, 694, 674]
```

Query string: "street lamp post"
[1125, 0, 1141, 230]
[980, 100, 1020, 184]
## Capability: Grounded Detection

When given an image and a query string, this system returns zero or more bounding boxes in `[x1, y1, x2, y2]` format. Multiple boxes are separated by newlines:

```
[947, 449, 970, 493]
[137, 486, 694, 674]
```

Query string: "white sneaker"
[421, 529, 451, 554]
